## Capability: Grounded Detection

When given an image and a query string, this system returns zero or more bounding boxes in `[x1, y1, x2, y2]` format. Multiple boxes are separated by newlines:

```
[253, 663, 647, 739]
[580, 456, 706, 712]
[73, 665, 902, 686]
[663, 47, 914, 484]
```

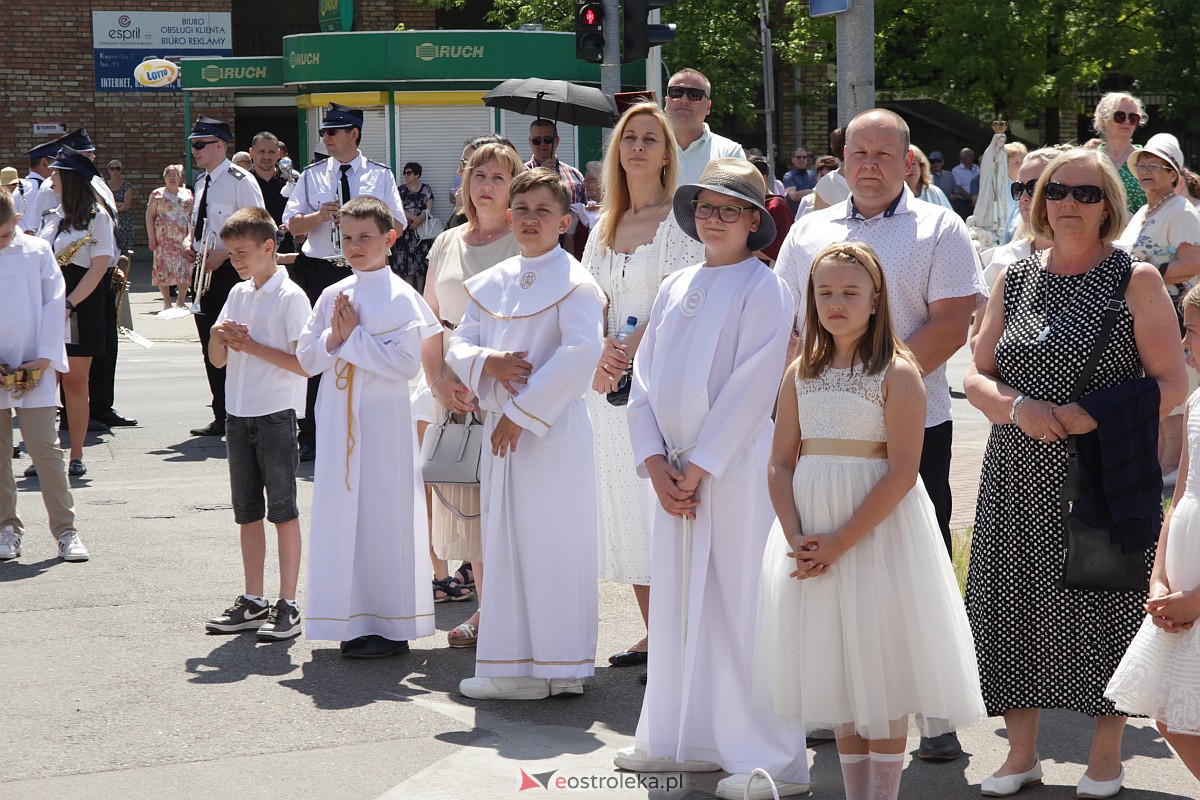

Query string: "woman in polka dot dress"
[1106, 284, 1200, 783]
[966, 147, 1186, 797]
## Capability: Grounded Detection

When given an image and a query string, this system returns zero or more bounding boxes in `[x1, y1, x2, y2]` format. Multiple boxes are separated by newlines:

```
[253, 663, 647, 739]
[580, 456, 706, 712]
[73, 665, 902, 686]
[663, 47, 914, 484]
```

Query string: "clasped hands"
[592, 337, 631, 394]
[786, 532, 845, 580]
[1016, 397, 1096, 443]
[1147, 581, 1200, 634]
[326, 292, 359, 350]
[484, 350, 532, 395]
[211, 320, 254, 353]
[645, 455, 705, 520]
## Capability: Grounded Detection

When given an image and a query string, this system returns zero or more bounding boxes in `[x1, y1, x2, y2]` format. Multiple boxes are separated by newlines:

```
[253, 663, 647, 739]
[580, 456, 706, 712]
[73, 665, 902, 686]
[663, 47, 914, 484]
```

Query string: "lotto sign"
[134, 59, 180, 88]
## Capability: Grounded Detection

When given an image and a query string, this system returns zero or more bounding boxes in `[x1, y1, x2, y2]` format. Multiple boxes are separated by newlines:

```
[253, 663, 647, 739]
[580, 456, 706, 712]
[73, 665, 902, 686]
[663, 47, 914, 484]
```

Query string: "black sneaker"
[257, 599, 302, 642]
[205, 595, 271, 633]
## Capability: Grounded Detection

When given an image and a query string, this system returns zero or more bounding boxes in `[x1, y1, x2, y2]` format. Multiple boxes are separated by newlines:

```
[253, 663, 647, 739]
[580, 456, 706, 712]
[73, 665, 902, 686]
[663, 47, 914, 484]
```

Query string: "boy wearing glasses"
[283, 103, 407, 462]
[665, 68, 745, 185]
[618, 158, 810, 799]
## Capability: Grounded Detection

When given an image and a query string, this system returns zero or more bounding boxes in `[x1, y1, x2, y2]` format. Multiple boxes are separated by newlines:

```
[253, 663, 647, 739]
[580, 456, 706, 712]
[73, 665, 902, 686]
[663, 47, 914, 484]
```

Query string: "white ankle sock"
[868, 752, 904, 800]
[839, 753, 870, 800]
[243, 594, 266, 606]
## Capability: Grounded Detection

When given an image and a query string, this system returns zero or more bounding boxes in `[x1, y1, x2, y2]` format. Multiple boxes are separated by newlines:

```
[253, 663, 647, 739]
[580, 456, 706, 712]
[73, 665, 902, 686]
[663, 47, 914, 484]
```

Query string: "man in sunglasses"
[186, 115, 267, 437]
[928, 151, 957, 201]
[282, 103, 406, 461]
[524, 119, 586, 205]
[774, 108, 987, 764]
[664, 68, 744, 185]
[781, 148, 816, 215]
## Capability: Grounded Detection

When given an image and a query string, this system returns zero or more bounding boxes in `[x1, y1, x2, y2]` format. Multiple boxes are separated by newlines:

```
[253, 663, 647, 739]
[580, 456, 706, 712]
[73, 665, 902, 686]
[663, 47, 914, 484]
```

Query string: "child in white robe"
[446, 168, 605, 700]
[0, 190, 84, 563]
[296, 197, 441, 659]
[619, 158, 810, 800]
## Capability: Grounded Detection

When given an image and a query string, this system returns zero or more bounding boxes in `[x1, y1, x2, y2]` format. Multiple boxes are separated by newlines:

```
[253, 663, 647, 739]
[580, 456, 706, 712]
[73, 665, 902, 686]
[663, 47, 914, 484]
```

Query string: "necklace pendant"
[1036, 325, 1051, 343]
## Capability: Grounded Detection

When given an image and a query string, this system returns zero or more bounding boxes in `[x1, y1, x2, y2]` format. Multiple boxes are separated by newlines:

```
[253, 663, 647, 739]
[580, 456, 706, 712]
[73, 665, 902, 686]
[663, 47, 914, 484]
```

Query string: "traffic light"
[575, 1, 605, 64]
[622, 0, 676, 63]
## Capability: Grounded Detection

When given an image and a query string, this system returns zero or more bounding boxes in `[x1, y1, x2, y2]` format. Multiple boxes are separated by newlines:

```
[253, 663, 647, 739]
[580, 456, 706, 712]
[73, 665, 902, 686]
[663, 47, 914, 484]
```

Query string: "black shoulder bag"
[1058, 266, 1149, 592]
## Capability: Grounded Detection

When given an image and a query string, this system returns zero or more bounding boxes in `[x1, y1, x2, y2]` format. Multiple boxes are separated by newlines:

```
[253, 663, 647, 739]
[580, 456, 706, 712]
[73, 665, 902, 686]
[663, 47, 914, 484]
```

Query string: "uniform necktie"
[193, 174, 209, 241]
[339, 163, 352, 204]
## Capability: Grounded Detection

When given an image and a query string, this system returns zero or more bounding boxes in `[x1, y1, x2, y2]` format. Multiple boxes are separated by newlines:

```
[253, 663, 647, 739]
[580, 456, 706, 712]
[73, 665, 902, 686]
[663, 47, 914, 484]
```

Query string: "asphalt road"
[1, 260, 1196, 800]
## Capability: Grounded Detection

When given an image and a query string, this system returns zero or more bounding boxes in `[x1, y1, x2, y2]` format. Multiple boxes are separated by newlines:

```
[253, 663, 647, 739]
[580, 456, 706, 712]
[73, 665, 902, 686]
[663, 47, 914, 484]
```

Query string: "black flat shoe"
[342, 635, 409, 659]
[190, 420, 225, 437]
[608, 649, 649, 667]
[96, 410, 138, 427]
[339, 637, 369, 654]
[917, 732, 963, 762]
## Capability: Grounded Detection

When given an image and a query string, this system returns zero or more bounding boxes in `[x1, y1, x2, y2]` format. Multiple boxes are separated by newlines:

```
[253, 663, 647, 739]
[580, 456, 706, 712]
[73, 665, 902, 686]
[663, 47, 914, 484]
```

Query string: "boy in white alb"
[204, 208, 311, 641]
[619, 159, 809, 799]
[446, 168, 605, 699]
[296, 196, 441, 659]
[0, 190, 87, 563]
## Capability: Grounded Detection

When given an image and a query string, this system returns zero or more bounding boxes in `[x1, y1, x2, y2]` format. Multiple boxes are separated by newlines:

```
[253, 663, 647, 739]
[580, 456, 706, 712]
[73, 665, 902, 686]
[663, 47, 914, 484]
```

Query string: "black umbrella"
[482, 78, 618, 128]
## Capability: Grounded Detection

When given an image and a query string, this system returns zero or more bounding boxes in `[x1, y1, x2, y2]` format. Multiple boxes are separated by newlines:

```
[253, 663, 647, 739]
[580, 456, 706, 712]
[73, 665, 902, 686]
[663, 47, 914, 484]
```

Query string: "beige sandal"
[447, 621, 477, 648]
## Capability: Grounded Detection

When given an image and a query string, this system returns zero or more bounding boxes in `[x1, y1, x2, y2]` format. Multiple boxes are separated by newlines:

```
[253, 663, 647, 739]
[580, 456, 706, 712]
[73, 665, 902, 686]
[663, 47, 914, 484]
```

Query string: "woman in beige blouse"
[421, 141, 526, 647]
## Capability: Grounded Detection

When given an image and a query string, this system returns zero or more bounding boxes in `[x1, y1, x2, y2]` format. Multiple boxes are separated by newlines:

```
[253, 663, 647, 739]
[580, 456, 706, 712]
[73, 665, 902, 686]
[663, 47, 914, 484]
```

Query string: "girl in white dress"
[755, 242, 985, 800]
[1106, 285, 1200, 780]
[581, 102, 704, 664]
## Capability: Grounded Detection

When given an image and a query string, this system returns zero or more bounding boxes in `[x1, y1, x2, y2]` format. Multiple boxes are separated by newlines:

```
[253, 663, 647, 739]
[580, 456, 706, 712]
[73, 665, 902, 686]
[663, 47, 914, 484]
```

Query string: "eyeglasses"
[1043, 182, 1105, 204]
[1010, 180, 1037, 200]
[190, 139, 219, 150]
[1135, 160, 1174, 174]
[1111, 110, 1142, 125]
[108, 165, 121, 171]
[402, 170, 415, 175]
[667, 86, 707, 102]
[319, 128, 345, 137]
[530, 136, 556, 146]
[692, 200, 753, 223]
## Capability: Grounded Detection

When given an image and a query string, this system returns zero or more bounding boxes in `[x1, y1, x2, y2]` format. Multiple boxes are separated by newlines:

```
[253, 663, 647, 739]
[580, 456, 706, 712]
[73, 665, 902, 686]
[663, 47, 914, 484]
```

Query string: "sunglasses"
[1010, 180, 1037, 201]
[692, 200, 753, 223]
[190, 139, 219, 150]
[1043, 182, 1105, 204]
[108, 165, 121, 170]
[667, 86, 707, 102]
[402, 170, 416, 175]
[1111, 110, 1142, 125]
[319, 128, 346, 137]
[530, 136, 556, 146]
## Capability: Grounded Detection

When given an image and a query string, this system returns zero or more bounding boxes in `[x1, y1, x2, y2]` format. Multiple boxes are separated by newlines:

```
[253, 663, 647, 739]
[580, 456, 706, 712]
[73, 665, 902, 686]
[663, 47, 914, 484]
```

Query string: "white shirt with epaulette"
[190, 159, 267, 254]
[282, 152, 406, 260]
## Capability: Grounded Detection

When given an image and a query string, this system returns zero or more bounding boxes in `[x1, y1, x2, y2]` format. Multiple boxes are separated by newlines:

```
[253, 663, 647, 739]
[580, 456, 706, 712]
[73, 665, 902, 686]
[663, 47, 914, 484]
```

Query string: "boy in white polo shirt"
[204, 207, 312, 642]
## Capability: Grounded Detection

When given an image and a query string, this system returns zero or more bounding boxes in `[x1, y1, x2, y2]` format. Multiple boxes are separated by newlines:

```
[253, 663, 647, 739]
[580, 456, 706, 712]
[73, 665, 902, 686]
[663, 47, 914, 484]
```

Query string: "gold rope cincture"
[462, 284, 582, 320]
[334, 318, 424, 492]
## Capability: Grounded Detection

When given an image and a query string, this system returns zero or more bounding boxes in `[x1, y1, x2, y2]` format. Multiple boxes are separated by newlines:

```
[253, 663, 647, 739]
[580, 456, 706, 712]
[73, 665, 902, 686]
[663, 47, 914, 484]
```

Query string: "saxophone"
[55, 232, 94, 267]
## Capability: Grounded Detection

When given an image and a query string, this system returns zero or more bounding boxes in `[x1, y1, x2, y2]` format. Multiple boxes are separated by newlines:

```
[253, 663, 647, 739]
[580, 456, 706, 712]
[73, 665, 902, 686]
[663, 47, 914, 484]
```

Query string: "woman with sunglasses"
[104, 160, 135, 255]
[1093, 92, 1149, 215]
[1114, 133, 1200, 487]
[581, 103, 704, 671]
[395, 161, 434, 292]
[966, 147, 1186, 797]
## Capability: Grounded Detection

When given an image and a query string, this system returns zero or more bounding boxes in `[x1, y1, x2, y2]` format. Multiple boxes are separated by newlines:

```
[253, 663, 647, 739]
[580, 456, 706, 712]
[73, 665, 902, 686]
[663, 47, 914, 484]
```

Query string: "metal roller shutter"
[396, 105, 493, 222]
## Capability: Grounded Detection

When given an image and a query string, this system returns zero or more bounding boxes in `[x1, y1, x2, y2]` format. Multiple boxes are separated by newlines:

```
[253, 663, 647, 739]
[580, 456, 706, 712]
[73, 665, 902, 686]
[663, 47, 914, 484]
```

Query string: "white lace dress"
[1107, 390, 1200, 734]
[581, 212, 704, 584]
[754, 364, 986, 739]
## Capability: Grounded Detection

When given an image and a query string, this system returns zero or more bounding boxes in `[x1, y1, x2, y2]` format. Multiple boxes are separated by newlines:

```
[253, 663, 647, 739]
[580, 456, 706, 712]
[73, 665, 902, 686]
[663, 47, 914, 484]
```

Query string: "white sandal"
[447, 621, 478, 648]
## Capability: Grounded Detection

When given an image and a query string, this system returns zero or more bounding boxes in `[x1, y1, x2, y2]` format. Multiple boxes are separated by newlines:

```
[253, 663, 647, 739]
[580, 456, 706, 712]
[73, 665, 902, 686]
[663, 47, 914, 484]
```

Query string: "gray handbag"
[421, 411, 483, 521]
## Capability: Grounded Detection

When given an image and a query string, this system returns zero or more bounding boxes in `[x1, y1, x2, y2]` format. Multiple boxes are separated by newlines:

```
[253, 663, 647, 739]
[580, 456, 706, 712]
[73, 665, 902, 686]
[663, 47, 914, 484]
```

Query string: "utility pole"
[833, 0, 874, 126]
[758, 0, 775, 171]
[601, 0, 621, 99]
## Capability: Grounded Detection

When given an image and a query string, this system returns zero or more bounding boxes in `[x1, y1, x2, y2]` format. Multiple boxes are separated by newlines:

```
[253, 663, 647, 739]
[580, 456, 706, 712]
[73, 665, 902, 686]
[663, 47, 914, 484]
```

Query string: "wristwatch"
[65, 299, 76, 313]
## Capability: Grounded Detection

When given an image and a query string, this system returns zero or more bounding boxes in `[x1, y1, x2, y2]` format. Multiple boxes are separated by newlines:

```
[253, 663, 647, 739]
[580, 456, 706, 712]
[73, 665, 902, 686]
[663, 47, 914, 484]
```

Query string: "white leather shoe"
[716, 772, 811, 799]
[459, 677, 550, 700]
[981, 760, 1043, 796]
[1077, 766, 1123, 798]
[548, 678, 584, 696]
[612, 745, 721, 773]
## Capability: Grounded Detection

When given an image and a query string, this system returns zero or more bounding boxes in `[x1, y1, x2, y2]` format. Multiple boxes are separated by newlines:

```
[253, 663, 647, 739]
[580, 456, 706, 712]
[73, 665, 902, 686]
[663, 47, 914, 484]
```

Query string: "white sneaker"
[549, 678, 584, 696]
[716, 772, 810, 800]
[0, 525, 22, 560]
[612, 745, 721, 773]
[57, 531, 90, 562]
[459, 676, 551, 700]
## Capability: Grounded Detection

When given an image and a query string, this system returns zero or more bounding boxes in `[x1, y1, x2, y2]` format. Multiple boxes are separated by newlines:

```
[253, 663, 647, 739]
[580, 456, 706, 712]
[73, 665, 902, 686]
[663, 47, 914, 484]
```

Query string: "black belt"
[440, 319, 456, 331]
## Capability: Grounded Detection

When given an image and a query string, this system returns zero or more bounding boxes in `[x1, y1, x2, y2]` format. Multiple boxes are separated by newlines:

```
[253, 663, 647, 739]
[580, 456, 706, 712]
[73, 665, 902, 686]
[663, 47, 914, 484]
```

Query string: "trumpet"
[0, 364, 43, 399]
[190, 219, 213, 315]
[330, 180, 348, 268]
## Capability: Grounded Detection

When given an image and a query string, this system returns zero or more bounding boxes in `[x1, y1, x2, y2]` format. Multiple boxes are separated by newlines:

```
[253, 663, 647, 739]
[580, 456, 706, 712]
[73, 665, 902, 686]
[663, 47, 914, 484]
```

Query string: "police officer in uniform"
[16, 140, 58, 232]
[282, 103, 406, 460]
[186, 116, 266, 437]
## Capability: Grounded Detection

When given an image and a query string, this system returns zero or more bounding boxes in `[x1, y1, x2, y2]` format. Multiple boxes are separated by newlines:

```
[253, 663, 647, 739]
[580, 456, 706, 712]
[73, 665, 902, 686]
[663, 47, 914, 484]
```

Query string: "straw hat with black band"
[673, 157, 776, 253]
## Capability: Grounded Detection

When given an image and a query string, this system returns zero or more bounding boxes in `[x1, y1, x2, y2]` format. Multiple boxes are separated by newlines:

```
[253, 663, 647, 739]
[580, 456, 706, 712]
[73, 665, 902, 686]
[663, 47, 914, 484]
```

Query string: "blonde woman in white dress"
[581, 103, 704, 668]
[421, 141, 525, 647]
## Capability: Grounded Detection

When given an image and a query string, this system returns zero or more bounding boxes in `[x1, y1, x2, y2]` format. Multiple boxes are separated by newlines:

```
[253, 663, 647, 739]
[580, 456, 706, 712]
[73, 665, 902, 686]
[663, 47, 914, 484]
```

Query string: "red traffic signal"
[575, 1, 605, 64]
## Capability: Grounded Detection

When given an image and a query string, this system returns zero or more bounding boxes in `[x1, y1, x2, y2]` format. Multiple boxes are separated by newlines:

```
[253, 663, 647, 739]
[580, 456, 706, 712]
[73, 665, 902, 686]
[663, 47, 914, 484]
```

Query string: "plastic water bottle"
[607, 316, 638, 406]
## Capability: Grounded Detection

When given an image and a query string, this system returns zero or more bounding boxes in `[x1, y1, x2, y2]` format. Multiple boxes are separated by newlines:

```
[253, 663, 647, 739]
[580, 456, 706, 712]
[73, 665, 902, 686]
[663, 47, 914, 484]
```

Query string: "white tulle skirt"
[754, 455, 987, 740]
[1106, 493, 1200, 735]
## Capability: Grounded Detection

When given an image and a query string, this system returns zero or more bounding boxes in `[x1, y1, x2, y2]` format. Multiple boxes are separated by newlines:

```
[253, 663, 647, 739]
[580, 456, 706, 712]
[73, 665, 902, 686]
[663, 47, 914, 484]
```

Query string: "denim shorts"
[226, 410, 300, 524]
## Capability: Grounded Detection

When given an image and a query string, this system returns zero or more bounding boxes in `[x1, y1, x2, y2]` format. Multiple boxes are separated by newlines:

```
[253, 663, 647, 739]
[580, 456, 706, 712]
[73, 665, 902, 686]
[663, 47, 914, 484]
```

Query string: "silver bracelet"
[1011, 394, 1027, 426]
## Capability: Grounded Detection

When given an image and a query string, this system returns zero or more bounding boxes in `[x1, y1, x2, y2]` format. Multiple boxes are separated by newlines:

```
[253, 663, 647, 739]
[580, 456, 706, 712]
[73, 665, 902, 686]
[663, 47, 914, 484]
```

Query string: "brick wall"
[357, 0, 436, 31]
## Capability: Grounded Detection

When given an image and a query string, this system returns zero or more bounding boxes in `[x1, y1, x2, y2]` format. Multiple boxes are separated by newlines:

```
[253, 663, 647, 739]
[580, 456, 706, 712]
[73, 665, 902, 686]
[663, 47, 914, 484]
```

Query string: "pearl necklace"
[1142, 192, 1173, 220]
[466, 225, 506, 247]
